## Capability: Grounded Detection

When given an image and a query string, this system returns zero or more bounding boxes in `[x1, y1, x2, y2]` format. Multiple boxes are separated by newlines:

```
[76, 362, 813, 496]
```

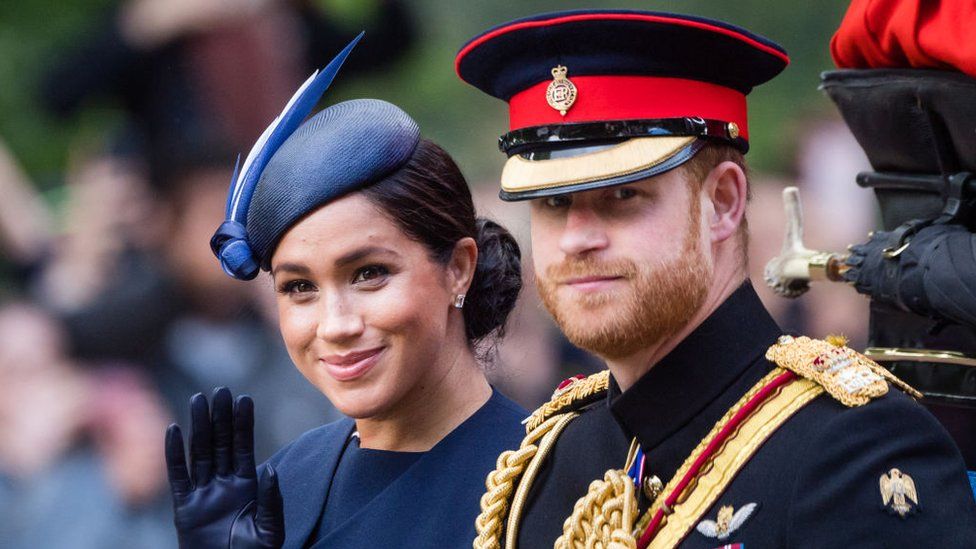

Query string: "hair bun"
[464, 218, 523, 342]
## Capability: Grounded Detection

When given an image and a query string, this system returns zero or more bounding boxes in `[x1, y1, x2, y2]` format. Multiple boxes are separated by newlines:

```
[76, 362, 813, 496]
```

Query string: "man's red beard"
[535, 190, 711, 360]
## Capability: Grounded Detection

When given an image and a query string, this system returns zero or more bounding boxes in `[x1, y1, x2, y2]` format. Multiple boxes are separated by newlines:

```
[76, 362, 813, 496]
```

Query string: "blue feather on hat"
[210, 32, 364, 280]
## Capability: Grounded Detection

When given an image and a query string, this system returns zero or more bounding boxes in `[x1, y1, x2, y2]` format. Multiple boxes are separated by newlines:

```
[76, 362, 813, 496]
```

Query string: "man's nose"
[559, 206, 609, 256]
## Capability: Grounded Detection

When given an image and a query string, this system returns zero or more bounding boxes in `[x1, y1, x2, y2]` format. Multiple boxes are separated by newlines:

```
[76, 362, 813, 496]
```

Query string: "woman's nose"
[315, 300, 365, 343]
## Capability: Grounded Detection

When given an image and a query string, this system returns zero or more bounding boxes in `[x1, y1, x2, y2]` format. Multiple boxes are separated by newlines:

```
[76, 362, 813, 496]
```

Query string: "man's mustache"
[543, 258, 639, 282]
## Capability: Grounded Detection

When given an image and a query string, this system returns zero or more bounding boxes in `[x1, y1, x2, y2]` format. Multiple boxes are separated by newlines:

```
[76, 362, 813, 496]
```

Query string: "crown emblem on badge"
[546, 65, 577, 116]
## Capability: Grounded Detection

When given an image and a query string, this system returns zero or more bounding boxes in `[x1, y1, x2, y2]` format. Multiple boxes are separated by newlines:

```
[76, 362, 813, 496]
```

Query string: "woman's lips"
[320, 346, 385, 382]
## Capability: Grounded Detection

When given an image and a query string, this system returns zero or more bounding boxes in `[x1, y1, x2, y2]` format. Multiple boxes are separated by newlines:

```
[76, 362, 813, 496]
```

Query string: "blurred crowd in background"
[0, 0, 877, 547]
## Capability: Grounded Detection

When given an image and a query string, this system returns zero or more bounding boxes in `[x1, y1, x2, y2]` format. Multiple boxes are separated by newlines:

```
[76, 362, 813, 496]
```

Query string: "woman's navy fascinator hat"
[210, 33, 421, 280]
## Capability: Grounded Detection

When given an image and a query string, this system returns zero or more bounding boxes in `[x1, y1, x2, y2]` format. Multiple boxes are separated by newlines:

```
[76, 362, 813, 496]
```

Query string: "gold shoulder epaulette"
[524, 370, 610, 432]
[765, 335, 922, 407]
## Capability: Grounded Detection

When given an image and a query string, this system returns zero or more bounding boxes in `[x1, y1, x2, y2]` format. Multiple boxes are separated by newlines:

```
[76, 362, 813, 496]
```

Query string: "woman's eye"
[612, 187, 638, 200]
[352, 265, 390, 284]
[280, 280, 315, 294]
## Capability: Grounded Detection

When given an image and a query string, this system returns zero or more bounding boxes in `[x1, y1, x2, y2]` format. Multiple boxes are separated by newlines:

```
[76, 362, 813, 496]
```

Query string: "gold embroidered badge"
[695, 503, 757, 540]
[546, 65, 577, 116]
[880, 468, 919, 517]
[765, 335, 921, 407]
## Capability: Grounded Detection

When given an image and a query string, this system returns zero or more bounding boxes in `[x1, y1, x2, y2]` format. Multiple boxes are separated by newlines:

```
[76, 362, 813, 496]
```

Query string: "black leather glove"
[166, 387, 284, 549]
[844, 229, 903, 306]
[845, 223, 976, 328]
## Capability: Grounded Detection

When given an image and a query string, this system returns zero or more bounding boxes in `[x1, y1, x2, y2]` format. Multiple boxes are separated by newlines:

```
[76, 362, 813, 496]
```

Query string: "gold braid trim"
[474, 412, 577, 549]
[646, 367, 791, 518]
[524, 371, 610, 432]
[473, 370, 611, 549]
[554, 468, 638, 549]
[505, 412, 578, 548]
[644, 373, 823, 548]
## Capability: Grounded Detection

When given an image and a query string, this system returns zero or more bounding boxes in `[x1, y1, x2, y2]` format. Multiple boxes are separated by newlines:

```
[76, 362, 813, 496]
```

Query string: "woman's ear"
[447, 237, 478, 295]
[703, 160, 748, 244]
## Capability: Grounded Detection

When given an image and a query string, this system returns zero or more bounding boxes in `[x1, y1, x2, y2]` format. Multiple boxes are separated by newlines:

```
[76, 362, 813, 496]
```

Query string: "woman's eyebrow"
[334, 246, 400, 268]
[271, 262, 312, 278]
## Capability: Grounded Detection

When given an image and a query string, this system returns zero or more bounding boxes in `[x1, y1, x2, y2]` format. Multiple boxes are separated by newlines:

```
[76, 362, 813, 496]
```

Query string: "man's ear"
[447, 236, 478, 295]
[703, 160, 748, 244]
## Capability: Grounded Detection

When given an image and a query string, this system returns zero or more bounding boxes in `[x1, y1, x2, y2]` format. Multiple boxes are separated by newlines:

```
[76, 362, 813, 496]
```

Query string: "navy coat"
[263, 390, 525, 548]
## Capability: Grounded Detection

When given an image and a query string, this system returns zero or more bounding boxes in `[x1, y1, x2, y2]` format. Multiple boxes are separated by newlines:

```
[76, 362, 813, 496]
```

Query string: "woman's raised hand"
[165, 387, 284, 548]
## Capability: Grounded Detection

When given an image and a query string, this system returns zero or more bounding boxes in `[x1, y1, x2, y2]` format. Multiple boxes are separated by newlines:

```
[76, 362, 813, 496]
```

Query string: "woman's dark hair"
[361, 139, 522, 348]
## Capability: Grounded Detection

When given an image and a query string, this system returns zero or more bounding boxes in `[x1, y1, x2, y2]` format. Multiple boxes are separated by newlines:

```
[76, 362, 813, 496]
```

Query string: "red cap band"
[508, 75, 748, 139]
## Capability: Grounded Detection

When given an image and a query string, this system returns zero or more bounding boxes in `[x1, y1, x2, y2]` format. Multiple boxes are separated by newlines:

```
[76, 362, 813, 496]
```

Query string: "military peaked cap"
[455, 10, 789, 200]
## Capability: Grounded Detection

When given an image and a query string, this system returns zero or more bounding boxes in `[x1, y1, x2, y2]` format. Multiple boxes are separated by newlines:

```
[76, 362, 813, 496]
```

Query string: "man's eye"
[353, 265, 390, 284]
[612, 187, 638, 200]
[544, 195, 572, 208]
[280, 280, 315, 294]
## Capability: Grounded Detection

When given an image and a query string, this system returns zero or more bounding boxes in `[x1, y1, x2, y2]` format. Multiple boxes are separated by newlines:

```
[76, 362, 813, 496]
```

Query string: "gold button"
[727, 122, 740, 139]
[643, 475, 664, 500]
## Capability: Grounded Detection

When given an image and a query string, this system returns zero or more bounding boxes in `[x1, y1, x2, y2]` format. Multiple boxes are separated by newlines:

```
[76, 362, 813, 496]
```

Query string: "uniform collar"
[609, 281, 781, 450]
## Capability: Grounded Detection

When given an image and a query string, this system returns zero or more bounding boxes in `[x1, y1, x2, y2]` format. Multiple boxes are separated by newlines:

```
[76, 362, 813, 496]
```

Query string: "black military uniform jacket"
[517, 283, 976, 547]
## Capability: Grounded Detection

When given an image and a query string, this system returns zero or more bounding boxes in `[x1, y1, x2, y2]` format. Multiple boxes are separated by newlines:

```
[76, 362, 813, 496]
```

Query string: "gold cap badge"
[546, 65, 577, 116]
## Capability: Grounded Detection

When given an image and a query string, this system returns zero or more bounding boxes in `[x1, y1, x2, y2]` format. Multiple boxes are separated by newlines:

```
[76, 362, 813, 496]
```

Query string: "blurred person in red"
[831, 0, 976, 77]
